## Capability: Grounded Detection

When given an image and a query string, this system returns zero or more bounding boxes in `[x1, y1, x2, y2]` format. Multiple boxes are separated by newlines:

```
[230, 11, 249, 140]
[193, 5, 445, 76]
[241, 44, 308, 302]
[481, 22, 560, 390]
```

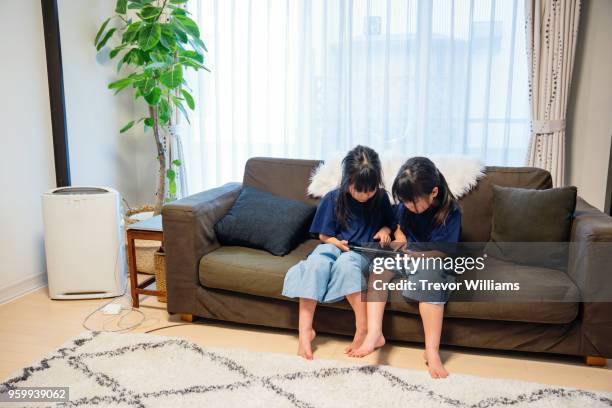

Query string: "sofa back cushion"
[243, 157, 322, 206]
[243, 158, 553, 242]
[458, 167, 552, 242]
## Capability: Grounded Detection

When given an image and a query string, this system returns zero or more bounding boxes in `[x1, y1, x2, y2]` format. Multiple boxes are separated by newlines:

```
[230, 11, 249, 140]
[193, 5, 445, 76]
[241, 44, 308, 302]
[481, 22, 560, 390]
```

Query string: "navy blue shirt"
[310, 189, 396, 245]
[395, 202, 461, 243]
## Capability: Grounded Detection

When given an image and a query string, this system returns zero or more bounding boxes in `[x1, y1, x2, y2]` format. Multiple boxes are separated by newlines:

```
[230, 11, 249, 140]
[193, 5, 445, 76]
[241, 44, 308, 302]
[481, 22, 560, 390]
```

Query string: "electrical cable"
[144, 323, 193, 334]
[81, 221, 147, 333]
[81, 277, 146, 333]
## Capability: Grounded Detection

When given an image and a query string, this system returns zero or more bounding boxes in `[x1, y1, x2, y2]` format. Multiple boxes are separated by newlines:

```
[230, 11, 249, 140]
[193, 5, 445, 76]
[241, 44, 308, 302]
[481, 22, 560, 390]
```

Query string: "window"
[186, 0, 529, 190]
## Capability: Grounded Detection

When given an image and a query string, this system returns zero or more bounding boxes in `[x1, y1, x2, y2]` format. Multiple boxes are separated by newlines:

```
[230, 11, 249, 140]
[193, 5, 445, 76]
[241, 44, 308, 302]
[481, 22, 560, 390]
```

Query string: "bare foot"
[344, 330, 367, 354]
[424, 349, 449, 379]
[348, 333, 386, 357]
[297, 328, 316, 360]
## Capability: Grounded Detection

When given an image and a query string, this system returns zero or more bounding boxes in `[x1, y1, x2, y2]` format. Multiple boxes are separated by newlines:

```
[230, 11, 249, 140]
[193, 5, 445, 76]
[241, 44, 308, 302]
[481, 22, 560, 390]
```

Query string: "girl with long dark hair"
[350, 157, 461, 379]
[283, 145, 395, 359]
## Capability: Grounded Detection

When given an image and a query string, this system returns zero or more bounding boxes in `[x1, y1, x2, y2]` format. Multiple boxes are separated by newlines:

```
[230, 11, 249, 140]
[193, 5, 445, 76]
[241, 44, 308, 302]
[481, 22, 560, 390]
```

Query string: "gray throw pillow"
[214, 186, 316, 256]
[485, 185, 577, 269]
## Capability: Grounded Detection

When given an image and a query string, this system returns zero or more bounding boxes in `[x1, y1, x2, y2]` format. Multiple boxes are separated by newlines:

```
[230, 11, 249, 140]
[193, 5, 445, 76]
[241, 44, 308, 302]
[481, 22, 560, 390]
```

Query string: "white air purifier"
[42, 186, 126, 299]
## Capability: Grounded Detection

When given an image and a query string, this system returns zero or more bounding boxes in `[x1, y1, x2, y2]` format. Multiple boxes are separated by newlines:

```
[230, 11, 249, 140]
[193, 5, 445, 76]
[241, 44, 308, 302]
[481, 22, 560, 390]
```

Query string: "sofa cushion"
[200, 244, 579, 324]
[243, 157, 322, 206]
[200, 239, 321, 297]
[385, 256, 579, 324]
[458, 167, 552, 242]
[214, 186, 316, 256]
[485, 185, 577, 269]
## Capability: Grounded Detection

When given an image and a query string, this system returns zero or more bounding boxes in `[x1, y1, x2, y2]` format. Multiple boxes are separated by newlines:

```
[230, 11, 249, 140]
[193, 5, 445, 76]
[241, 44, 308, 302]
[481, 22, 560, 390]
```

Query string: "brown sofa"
[162, 157, 612, 364]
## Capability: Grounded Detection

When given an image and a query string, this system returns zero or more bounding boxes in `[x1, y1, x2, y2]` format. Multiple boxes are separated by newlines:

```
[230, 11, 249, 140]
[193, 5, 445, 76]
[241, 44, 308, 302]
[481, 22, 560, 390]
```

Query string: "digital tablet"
[348, 245, 403, 257]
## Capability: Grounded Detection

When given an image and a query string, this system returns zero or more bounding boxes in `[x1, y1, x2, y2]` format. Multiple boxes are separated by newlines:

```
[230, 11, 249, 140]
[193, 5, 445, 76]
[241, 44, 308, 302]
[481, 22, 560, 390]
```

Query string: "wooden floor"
[1, 286, 611, 392]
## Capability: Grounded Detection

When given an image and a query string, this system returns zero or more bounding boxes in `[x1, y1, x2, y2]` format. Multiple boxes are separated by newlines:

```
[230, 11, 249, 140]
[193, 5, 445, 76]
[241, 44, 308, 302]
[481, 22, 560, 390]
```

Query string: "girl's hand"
[320, 234, 350, 252]
[393, 226, 408, 243]
[335, 240, 350, 252]
[374, 227, 391, 246]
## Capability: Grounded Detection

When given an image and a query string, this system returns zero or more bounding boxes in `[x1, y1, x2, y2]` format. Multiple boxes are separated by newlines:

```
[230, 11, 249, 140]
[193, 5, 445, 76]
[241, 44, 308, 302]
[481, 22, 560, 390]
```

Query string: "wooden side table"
[127, 215, 164, 308]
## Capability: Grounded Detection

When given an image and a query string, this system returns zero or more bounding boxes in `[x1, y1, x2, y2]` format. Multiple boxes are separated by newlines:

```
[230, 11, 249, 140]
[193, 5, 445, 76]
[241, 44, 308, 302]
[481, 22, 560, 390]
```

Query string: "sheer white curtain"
[185, 0, 530, 191]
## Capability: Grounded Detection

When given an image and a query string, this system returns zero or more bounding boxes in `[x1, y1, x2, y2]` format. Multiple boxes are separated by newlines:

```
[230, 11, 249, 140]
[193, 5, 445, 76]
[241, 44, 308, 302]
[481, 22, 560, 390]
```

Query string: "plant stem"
[149, 106, 167, 215]
[156, 0, 168, 22]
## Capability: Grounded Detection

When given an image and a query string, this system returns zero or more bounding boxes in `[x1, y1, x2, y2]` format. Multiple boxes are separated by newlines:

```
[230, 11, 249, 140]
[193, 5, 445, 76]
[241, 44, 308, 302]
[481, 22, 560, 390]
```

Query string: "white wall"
[58, 0, 157, 208]
[0, 1, 56, 302]
[567, 0, 612, 211]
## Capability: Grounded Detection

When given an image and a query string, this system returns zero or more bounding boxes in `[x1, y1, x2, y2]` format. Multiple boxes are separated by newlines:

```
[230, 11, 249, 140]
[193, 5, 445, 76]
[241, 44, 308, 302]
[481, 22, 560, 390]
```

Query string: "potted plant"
[95, 0, 207, 214]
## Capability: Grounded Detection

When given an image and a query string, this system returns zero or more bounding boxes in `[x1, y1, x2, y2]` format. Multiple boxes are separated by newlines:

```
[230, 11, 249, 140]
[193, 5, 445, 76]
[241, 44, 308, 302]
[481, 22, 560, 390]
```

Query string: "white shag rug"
[1, 332, 611, 408]
[308, 154, 485, 199]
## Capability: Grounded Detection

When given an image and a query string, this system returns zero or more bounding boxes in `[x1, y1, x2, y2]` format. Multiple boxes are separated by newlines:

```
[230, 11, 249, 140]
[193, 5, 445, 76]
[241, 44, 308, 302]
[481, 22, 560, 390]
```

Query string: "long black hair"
[391, 157, 457, 227]
[336, 145, 386, 229]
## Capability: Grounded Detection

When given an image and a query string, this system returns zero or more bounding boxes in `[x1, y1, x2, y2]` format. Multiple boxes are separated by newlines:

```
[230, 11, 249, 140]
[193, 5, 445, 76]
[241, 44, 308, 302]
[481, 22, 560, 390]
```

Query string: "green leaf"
[171, 8, 187, 16]
[169, 179, 177, 196]
[121, 48, 138, 65]
[170, 0, 188, 4]
[138, 23, 161, 51]
[119, 120, 135, 133]
[122, 21, 141, 43]
[160, 65, 183, 89]
[179, 50, 203, 63]
[144, 117, 154, 127]
[159, 99, 171, 124]
[96, 28, 116, 51]
[172, 25, 188, 43]
[145, 61, 168, 69]
[109, 45, 126, 59]
[144, 87, 161, 105]
[160, 25, 177, 50]
[173, 15, 200, 38]
[149, 51, 168, 63]
[115, 0, 128, 13]
[108, 76, 134, 92]
[95, 18, 111, 46]
[179, 58, 204, 70]
[189, 37, 208, 53]
[140, 5, 161, 20]
[172, 159, 182, 166]
[166, 168, 176, 179]
[136, 77, 156, 95]
[171, 96, 190, 124]
[180, 89, 195, 109]
[128, 1, 146, 10]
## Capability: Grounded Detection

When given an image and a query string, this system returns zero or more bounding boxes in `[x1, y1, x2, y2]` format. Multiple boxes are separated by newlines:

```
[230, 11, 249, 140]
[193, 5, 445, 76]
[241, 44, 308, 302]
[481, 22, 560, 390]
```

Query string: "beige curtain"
[525, 0, 581, 186]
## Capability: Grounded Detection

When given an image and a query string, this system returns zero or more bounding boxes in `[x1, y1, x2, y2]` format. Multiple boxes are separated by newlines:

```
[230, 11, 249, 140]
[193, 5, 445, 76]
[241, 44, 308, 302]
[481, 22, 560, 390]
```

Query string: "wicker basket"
[124, 203, 158, 274]
[134, 240, 159, 275]
[154, 249, 167, 303]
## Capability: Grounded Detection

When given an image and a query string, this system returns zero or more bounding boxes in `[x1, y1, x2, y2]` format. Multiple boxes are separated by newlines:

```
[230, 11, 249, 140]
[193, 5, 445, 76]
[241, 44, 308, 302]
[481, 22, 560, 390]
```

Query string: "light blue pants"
[282, 243, 370, 303]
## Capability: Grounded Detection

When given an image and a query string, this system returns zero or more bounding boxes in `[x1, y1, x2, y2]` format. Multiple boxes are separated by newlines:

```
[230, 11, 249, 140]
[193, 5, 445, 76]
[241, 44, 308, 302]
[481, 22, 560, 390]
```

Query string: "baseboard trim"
[0, 273, 48, 305]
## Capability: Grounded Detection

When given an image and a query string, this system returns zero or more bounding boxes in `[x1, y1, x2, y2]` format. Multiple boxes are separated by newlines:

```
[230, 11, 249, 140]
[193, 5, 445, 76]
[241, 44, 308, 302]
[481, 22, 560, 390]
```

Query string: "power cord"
[81, 236, 146, 333]
[144, 323, 193, 334]
[81, 278, 146, 333]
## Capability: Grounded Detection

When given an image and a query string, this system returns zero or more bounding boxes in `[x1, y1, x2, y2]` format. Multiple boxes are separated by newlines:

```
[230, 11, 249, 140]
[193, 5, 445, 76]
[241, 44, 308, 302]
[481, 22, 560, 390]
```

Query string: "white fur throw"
[307, 154, 485, 199]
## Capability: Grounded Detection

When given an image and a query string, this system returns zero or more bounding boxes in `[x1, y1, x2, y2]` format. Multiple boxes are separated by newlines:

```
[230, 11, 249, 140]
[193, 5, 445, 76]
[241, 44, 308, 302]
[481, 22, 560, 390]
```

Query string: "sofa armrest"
[162, 182, 242, 314]
[568, 197, 612, 357]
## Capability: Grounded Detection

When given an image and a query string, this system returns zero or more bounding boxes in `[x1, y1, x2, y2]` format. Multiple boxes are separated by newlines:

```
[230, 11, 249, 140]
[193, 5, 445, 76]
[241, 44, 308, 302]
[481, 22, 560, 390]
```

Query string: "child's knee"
[331, 253, 366, 282]
[335, 251, 368, 271]
[312, 243, 341, 259]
